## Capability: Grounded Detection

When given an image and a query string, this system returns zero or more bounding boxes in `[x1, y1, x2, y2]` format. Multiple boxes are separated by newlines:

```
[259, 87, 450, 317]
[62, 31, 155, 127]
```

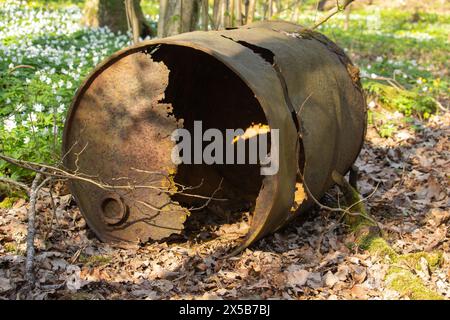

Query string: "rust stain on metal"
[63, 22, 366, 254]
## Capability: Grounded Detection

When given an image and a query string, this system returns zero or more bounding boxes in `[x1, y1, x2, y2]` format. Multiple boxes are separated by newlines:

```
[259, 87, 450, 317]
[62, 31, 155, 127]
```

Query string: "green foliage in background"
[0, 0, 448, 181]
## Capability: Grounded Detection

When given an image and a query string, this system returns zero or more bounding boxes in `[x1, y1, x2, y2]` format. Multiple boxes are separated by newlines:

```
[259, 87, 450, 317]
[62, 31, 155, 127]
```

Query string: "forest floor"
[0, 1, 449, 300]
[1, 109, 449, 300]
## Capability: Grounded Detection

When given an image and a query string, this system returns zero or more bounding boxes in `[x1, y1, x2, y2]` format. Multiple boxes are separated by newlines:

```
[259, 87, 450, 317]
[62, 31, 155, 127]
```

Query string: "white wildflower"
[34, 103, 44, 112]
[29, 113, 37, 122]
[3, 117, 17, 132]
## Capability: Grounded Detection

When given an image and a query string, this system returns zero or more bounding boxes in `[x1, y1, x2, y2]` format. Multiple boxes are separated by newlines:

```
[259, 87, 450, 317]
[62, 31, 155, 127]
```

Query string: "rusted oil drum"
[63, 21, 366, 253]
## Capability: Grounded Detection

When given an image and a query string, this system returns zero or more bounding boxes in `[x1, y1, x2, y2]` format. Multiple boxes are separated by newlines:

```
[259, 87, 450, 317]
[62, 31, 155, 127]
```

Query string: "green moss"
[360, 235, 443, 267]
[78, 254, 111, 266]
[359, 236, 398, 261]
[333, 169, 444, 299]
[4, 242, 18, 253]
[0, 197, 18, 209]
[358, 236, 445, 299]
[386, 267, 443, 300]
[3, 242, 24, 255]
[398, 252, 443, 270]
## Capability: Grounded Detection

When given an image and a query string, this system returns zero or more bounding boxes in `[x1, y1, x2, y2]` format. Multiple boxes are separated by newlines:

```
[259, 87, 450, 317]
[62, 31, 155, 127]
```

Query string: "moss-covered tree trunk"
[82, 0, 152, 38]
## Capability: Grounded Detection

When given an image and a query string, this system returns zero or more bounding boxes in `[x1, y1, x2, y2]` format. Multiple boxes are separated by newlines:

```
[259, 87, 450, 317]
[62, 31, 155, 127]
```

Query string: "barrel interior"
[149, 44, 270, 221]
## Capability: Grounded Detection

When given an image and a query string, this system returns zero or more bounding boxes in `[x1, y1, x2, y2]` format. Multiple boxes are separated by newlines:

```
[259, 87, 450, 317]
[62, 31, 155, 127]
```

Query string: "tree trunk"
[276, 0, 282, 13]
[158, 0, 200, 37]
[202, 0, 209, 30]
[262, 1, 268, 20]
[235, 0, 243, 26]
[82, 0, 152, 37]
[247, 0, 256, 24]
[229, 0, 235, 27]
[182, 0, 201, 33]
[268, 0, 273, 18]
[290, 0, 302, 22]
[224, 0, 231, 28]
[218, 0, 227, 29]
[317, 0, 328, 11]
[344, 4, 351, 31]
[213, 0, 221, 28]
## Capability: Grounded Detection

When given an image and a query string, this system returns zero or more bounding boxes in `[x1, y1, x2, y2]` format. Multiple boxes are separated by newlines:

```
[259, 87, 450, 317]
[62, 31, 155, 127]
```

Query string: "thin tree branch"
[25, 170, 45, 287]
[0, 177, 30, 192]
[312, 0, 354, 29]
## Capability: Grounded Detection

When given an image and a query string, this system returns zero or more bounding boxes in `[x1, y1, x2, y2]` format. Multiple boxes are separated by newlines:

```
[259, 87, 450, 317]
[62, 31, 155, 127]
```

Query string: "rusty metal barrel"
[63, 21, 366, 253]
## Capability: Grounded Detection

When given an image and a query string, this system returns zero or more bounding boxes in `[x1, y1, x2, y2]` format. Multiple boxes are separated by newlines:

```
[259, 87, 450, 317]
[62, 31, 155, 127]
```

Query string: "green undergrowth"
[1, 2, 448, 181]
[365, 81, 439, 119]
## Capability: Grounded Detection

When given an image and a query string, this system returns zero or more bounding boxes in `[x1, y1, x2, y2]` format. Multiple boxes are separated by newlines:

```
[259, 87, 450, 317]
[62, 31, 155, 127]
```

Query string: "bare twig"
[0, 176, 30, 192]
[432, 97, 449, 113]
[43, 181, 58, 241]
[7, 65, 35, 74]
[364, 75, 405, 90]
[299, 169, 380, 218]
[312, 0, 354, 29]
[189, 178, 224, 211]
[0, 153, 227, 202]
[25, 170, 45, 287]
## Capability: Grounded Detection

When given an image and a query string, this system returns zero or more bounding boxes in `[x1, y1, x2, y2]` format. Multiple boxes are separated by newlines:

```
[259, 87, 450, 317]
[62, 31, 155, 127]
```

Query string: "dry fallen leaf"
[65, 265, 81, 291]
[0, 277, 12, 293]
[284, 265, 309, 288]
[324, 271, 339, 288]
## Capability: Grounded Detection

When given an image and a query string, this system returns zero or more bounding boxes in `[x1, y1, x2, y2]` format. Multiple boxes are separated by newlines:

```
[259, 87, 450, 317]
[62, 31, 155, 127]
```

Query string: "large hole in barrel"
[149, 45, 270, 234]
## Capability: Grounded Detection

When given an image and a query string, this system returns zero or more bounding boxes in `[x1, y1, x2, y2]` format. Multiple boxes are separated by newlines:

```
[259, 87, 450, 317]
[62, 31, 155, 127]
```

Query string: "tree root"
[332, 170, 444, 300]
